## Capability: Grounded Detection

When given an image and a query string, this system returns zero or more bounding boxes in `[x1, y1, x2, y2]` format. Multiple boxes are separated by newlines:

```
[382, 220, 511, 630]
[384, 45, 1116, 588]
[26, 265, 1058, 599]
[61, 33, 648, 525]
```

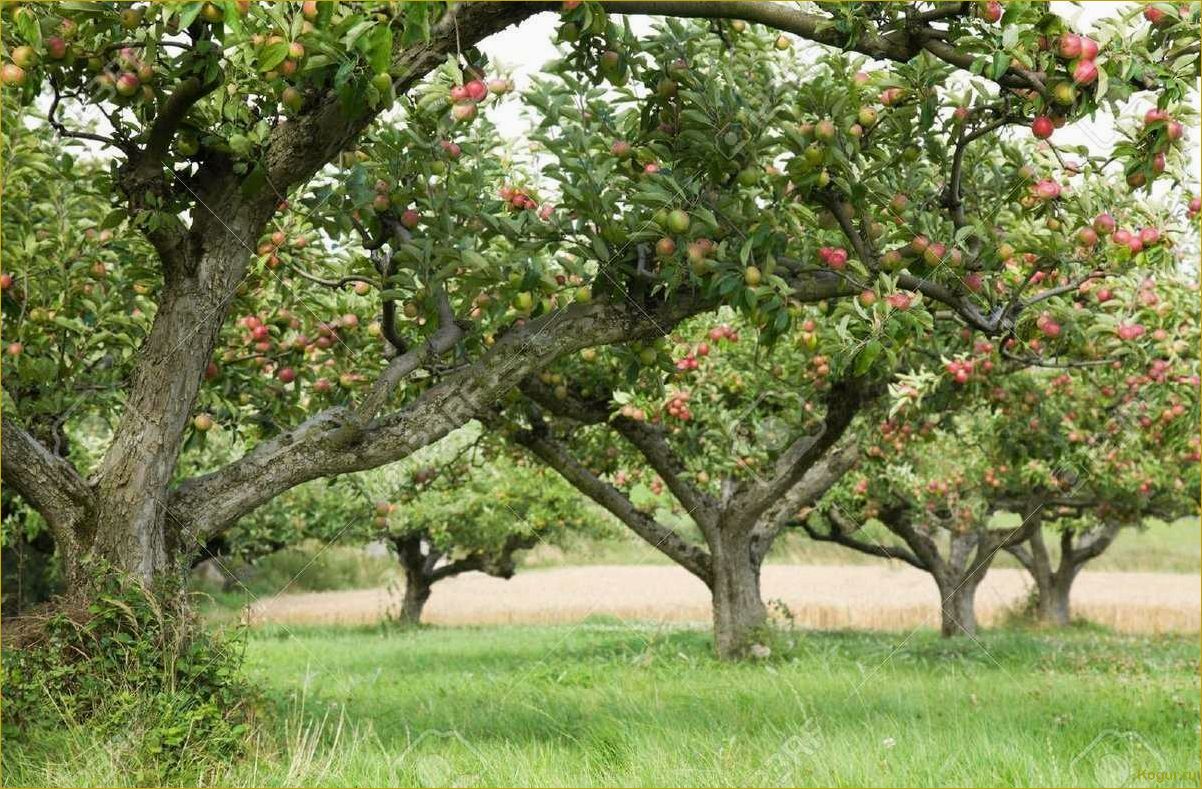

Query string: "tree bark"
[936, 573, 980, 637]
[399, 569, 433, 626]
[90, 187, 273, 589]
[1035, 572, 1073, 627]
[709, 528, 767, 660]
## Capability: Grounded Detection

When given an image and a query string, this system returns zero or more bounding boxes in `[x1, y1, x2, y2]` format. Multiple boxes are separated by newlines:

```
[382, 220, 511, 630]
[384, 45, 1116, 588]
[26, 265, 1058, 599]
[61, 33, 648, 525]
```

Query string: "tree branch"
[800, 511, 926, 570]
[511, 419, 713, 585]
[519, 377, 720, 518]
[753, 441, 860, 563]
[168, 290, 720, 538]
[1, 414, 94, 563]
[727, 377, 874, 531]
[143, 76, 221, 163]
[290, 268, 375, 291]
[355, 284, 465, 421]
[428, 533, 539, 582]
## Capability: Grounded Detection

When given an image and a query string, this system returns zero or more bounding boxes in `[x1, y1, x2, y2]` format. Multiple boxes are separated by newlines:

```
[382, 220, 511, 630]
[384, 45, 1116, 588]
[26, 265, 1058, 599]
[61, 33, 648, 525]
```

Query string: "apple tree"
[1, 1, 1197, 605]
[366, 446, 616, 625]
[998, 274, 1200, 626]
[806, 274, 1199, 636]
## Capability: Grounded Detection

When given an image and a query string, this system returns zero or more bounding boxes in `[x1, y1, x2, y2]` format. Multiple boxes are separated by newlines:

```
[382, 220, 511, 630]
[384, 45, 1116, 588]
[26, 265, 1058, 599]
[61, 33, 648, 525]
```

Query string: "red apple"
[45, 36, 68, 60]
[1072, 59, 1097, 86]
[114, 71, 141, 97]
[1093, 213, 1116, 235]
[1057, 33, 1082, 59]
[465, 80, 488, 102]
[1143, 5, 1169, 25]
[1031, 116, 1055, 139]
[3, 61, 36, 88]
[1034, 179, 1061, 200]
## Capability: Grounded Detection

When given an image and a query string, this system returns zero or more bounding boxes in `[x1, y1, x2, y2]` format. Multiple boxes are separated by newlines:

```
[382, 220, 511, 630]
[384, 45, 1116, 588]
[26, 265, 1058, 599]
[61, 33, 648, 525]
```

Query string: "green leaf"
[176, 2, 204, 30]
[15, 9, 41, 48]
[364, 24, 393, 75]
[854, 339, 882, 375]
[100, 209, 126, 230]
[258, 41, 290, 72]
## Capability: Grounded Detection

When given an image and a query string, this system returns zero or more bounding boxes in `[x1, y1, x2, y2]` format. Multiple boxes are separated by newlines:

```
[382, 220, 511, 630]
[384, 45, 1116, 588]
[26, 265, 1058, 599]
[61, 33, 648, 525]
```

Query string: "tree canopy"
[1, 1, 1197, 620]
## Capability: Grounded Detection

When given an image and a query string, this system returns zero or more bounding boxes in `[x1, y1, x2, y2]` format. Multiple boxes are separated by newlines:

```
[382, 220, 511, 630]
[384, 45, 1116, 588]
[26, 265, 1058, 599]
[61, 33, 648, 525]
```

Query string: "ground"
[237, 564, 1201, 633]
[11, 523, 1192, 787]
[28, 622, 1192, 787]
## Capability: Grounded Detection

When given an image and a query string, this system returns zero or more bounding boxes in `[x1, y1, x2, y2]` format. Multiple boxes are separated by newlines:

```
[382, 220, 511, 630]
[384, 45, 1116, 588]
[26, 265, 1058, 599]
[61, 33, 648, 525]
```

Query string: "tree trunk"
[88, 189, 274, 591]
[710, 529, 767, 660]
[937, 575, 979, 637]
[393, 535, 434, 626]
[399, 570, 432, 626]
[1035, 571, 1073, 626]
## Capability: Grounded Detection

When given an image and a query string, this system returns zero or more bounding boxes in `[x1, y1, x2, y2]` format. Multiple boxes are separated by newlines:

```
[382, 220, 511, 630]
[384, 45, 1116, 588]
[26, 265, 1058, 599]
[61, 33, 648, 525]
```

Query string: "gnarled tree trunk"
[709, 528, 767, 660]
[1008, 523, 1122, 628]
[936, 573, 981, 637]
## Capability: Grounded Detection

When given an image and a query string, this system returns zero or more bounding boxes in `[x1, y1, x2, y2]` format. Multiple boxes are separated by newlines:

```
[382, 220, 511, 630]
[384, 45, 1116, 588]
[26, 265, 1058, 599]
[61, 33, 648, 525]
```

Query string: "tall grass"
[7, 622, 1196, 787]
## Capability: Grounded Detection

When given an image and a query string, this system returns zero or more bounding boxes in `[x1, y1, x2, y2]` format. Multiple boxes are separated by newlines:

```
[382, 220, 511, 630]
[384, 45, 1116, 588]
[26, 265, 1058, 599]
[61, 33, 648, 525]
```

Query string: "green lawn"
[7, 620, 1198, 787]
[165, 623, 1202, 787]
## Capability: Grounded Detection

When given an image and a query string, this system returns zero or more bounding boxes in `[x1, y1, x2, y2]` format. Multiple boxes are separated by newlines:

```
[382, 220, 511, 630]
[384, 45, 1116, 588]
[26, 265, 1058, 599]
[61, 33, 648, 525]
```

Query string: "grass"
[9, 621, 1197, 787]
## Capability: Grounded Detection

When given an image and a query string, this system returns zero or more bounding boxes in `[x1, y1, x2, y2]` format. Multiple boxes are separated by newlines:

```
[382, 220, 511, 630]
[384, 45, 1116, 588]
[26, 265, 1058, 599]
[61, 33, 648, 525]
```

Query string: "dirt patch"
[245, 564, 1201, 633]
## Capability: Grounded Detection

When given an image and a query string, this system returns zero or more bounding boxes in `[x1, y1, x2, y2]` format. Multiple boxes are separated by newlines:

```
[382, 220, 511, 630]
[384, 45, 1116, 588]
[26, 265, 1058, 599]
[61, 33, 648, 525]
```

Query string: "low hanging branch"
[506, 407, 716, 584]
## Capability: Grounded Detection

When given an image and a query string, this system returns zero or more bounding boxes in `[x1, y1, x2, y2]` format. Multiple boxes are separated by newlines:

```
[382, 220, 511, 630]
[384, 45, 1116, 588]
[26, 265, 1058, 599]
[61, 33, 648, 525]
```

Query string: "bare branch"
[355, 284, 465, 421]
[800, 512, 926, 570]
[511, 417, 714, 585]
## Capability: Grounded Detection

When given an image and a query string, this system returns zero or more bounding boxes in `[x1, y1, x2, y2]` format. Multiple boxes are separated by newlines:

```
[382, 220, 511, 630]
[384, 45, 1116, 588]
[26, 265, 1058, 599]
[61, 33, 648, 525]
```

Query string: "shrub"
[2, 562, 255, 783]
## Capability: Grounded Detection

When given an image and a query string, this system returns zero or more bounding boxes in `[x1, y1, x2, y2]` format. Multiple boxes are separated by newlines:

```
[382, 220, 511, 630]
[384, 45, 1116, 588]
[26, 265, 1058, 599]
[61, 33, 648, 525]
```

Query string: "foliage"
[1, 1, 1199, 578]
[1, 562, 254, 783]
